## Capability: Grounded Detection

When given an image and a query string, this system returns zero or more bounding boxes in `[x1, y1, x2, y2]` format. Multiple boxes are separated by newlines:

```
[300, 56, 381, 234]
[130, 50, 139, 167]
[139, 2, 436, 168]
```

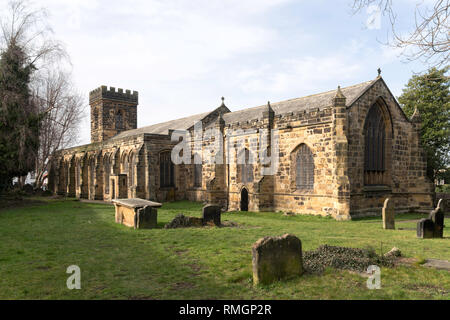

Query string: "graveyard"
[0, 197, 448, 300]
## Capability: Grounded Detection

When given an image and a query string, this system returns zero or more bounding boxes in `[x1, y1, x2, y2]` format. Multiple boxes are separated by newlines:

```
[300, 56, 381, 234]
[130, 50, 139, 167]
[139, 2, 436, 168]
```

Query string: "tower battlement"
[89, 85, 138, 104]
[89, 85, 139, 143]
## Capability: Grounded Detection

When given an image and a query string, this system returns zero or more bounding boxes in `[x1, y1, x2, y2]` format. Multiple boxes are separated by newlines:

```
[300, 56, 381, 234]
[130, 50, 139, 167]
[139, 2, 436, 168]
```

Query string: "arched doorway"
[240, 188, 249, 211]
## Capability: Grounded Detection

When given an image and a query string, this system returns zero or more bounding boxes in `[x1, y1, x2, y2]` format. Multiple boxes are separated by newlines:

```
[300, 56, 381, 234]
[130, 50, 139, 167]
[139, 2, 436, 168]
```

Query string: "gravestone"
[417, 218, 435, 238]
[429, 199, 444, 238]
[164, 214, 204, 229]
[252, 234, 303, 286]
[382, 198, 395, 230]
[135, 205, 157, 229]
[417, 199, 444, 239]
[112, 198, 161, 229]
[202, 204, 221, 226]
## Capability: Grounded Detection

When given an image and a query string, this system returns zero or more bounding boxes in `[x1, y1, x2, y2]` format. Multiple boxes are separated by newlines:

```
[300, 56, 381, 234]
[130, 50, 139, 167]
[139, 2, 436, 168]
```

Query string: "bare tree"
[0, 0, 66, 74]
[32, 71, 85, 188]
[352, 0, 449, 68]
[0, 1, 82, 189]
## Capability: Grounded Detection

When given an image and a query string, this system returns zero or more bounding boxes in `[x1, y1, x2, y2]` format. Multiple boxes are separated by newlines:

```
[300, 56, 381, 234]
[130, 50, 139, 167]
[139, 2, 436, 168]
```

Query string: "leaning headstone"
[429, 199, 444, 238]
[417, 218, 435, 239]
[382, 198, 395, 230]
[202, 204, 221, 226]
[135, 205, 157, 229]
[252, 234, 303, 286]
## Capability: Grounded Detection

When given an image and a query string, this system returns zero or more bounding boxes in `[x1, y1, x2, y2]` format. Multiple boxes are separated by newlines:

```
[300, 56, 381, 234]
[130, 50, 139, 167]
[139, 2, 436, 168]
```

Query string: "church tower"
[89, 86, 138, 143]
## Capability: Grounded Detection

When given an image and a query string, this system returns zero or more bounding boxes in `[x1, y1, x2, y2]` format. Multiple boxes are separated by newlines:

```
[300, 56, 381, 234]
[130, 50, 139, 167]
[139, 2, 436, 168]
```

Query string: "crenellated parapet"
[89, 86, 138, 104]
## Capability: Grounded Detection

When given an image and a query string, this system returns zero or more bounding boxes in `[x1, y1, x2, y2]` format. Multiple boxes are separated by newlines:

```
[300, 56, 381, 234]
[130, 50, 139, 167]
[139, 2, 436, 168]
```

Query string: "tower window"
[116, 110, 124, 129]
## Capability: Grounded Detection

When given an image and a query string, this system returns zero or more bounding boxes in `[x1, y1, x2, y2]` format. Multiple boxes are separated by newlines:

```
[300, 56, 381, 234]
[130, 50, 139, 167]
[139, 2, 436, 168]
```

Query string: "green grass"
[0, 198, 448, 300]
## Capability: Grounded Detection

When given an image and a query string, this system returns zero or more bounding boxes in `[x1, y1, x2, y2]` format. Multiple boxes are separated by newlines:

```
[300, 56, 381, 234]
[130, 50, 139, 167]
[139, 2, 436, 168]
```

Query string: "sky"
[0, 0, 437, 145]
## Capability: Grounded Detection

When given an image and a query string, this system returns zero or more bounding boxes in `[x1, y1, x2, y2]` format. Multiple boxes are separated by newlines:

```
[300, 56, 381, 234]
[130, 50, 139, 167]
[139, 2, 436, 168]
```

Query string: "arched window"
[116, 110, 124, 129]
[295, 144, 314, 190]
[160, 151, 174, 187]
[238, 148, 254, 184]
[89, 157, 95, 194]
[129, 153, 135, 187]
[364, 104, 386, 185]
[75, 160, 81, 190]
[193, 153, 202, 188]
[122, 153, 129, 174]
[104, 156, 111, 194]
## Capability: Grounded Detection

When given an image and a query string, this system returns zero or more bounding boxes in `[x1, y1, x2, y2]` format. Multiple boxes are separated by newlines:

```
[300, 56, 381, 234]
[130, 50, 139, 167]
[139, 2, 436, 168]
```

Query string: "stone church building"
[48, 75, 434, 219]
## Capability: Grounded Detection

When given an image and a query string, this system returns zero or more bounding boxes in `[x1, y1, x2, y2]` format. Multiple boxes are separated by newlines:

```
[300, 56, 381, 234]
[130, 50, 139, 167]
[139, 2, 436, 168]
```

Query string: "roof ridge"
[271, 79, 374, 106]
[226, 79, 375, 114]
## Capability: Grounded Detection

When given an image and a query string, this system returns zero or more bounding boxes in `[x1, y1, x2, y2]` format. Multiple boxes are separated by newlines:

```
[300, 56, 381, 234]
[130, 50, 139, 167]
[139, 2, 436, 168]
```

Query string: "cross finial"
[377, 68, 381, 76]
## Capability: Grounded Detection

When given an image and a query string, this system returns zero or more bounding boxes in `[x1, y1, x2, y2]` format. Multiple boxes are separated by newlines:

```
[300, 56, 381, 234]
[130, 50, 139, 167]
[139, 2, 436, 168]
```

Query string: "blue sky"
[1, 0, 435, 144]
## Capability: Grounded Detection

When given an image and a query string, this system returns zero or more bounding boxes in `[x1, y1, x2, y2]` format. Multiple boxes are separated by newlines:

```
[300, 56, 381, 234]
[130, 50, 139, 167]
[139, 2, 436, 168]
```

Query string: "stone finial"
[335, 86, 345, 99]
[263, 100, 275, 120]
[220, 96, 225, 107]
[377, 68, 381, 77]
[333, 85, 346, 106]
[382, 198, 395, 230]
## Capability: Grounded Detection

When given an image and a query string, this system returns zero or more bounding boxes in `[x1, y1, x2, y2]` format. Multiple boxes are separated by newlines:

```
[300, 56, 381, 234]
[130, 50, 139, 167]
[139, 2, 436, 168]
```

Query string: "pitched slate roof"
[110, 78, 378, 140]
[222, 79, 375, 124]
[112, 110, 212, 140]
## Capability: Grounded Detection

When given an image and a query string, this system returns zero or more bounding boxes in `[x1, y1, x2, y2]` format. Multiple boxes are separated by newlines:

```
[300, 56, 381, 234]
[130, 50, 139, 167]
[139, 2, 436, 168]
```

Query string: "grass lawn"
[0, 198, 448, 300]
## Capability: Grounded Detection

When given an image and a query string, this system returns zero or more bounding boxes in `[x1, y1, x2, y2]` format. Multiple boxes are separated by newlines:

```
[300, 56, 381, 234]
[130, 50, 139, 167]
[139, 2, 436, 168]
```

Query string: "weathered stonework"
[49, 76, 434, 220]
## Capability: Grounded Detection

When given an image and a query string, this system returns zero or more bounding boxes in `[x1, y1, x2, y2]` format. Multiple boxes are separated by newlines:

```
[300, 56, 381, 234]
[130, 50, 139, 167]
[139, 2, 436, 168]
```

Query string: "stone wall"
[347, 78, 434, 217]
[50, 78, 434, 219]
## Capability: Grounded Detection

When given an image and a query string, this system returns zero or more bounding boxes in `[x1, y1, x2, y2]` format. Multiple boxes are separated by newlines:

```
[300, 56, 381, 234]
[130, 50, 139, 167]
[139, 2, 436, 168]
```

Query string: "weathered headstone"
[164, 214, 204, 229]
[252, 234, 303, 286]
[202, 204, 221, 226]
[417, 199, 445, 238]
[429, 199, 444, 238]
[417, 218, 435, 238]
[382, 198, 395, 230]
[112, 198, 161, 229]
[135, 205, 157, 229]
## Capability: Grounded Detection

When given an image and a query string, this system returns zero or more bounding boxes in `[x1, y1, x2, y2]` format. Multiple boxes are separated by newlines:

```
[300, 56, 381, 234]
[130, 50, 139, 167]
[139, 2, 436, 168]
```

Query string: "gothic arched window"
[104, 156, 111, 194]
[193, 153, 202, 188]
[160, 151, 174, 187]
[364, 104, 386, 185]
[129, 153, 135, 187]
[295, 144, 314, 190]
[238, 148, 254, 184]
